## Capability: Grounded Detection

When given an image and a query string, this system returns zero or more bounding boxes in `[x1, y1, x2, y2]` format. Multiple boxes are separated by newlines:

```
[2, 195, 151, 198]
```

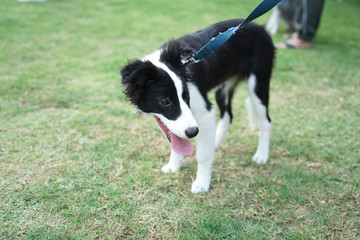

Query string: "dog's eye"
[160, 98, 171, 106]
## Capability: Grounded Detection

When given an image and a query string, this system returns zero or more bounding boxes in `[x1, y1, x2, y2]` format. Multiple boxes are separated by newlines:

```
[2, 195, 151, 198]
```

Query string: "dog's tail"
[245, 97, 259, 131]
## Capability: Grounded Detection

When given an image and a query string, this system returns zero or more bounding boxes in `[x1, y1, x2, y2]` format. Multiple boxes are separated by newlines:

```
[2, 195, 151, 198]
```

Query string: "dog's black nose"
[185, 127, 199, 138]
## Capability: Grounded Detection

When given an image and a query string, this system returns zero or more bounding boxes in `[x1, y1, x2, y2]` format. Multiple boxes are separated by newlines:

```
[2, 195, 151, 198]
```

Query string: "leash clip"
[181, 55, 201, 66]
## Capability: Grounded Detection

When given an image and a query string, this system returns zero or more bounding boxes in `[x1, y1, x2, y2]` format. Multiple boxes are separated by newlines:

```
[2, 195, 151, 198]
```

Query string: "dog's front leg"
[191, 105, 216, 193]
[162, 149, 184, 173]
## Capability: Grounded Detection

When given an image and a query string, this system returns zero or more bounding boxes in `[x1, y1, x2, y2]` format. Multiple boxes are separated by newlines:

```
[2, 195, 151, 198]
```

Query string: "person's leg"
[293, 0, 304, 33]
[276, 0, 324, 49]
[298, 0, 325, 41]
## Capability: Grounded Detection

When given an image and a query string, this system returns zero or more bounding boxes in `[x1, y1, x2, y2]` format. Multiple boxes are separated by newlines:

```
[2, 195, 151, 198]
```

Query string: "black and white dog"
[121, 19, 275, 193]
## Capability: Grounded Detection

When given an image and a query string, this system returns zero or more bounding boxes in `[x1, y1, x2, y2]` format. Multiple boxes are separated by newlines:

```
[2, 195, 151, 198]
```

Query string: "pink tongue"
[154, 116, 194, 157]
[170, 133, 194, 157]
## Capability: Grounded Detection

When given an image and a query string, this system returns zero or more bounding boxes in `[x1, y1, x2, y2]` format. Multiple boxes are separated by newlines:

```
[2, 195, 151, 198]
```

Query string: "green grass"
[1, 0, 359, 238]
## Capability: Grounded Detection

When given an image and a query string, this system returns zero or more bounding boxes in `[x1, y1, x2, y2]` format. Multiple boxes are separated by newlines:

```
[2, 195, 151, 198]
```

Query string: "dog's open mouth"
[154, 116, 194, 156]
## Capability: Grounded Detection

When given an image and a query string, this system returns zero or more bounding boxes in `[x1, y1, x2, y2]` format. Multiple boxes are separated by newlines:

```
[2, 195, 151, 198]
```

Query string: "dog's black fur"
[121, 19, 275, 193]
[122, 19, 274, 122]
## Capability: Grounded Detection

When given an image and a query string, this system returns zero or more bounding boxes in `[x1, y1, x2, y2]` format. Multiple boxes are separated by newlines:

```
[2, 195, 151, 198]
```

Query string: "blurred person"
[276, 0, 325, 49]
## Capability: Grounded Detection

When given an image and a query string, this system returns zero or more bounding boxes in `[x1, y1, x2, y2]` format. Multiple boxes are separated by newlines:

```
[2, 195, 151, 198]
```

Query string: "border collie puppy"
[121, 19, 275, 193]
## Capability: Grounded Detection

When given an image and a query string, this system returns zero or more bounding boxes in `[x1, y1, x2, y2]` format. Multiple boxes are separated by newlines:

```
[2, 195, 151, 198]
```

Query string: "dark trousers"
[294, 0, 325, 41]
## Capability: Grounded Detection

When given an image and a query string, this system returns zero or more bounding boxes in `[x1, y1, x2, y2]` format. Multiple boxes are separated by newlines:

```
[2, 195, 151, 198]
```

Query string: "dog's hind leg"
[162, 149, 184, 173]
[247, 74, 271, 164]
[215, 78, 238, 149]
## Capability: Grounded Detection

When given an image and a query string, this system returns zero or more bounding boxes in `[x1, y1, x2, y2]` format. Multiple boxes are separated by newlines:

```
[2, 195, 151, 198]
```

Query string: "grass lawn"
[1, 0, 359, 238]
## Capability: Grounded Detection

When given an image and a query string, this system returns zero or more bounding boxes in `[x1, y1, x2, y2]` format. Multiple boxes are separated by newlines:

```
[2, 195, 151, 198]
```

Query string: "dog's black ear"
[161, 40, 195, 68]
[120, 60, 155, 103]
[160, 41, 194, 81]
[121, 59, 151, 85]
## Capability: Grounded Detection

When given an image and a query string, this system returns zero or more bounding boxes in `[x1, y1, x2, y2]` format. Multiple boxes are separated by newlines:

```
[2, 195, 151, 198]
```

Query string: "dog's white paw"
[252, 152, 268, 164]
[161, 163, 181, 173]
[191, 179, 210, 193]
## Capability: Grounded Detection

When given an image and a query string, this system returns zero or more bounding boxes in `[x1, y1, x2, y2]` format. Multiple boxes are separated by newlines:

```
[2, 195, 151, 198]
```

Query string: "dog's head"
[121, 43, 198, 156]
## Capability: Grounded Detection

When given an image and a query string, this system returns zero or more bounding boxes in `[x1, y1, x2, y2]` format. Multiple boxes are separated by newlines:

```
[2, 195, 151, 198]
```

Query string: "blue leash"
[183, 0, 281, 65]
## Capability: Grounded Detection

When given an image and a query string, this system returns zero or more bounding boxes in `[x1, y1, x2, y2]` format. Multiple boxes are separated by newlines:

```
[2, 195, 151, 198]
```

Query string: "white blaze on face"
[143, 50, 198, 139]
